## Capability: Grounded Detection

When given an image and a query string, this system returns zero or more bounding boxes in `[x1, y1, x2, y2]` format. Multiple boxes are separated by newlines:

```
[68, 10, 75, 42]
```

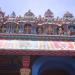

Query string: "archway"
[32, 56, 75, 75]
[24, 24, 32, 34]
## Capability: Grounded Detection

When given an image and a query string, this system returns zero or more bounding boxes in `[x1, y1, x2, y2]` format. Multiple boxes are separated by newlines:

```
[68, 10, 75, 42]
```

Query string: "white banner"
[0, 40, 75, 50]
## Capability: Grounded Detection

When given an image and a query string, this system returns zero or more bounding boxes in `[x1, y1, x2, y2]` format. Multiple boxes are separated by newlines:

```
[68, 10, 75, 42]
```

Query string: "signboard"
[0, 40, 75, 50]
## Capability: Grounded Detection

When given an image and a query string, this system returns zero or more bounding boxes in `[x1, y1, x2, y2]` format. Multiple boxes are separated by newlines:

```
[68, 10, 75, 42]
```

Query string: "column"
[16, 24, 19, 33]
[20, 56, 31, 75]
[0, 25, 2, 32]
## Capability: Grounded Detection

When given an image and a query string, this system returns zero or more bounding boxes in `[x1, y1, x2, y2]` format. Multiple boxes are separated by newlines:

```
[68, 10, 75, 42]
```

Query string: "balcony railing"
[0, 33, 75, 41]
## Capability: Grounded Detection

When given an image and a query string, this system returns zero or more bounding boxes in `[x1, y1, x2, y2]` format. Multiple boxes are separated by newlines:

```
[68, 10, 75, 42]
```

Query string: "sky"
[0, 0, 75, 17]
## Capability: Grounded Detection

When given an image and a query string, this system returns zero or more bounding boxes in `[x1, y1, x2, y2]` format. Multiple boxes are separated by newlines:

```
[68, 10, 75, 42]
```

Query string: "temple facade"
[0, 8, 75, 75]
[0, 8, 75, 35]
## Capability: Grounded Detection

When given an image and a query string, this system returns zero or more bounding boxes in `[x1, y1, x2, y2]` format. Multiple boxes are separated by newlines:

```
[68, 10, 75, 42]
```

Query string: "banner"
[0, 40, 75, 50]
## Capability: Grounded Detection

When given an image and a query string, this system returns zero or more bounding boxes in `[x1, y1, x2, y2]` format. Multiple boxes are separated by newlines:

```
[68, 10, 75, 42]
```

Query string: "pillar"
[16, 23, 19, 33]
[20, 56, 31, 75]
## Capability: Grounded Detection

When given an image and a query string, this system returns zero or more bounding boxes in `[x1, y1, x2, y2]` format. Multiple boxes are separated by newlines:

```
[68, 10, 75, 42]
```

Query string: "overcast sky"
[0, 0, 75, 17]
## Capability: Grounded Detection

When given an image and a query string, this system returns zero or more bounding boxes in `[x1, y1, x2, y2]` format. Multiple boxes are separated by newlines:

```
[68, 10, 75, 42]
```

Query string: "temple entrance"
[32, 56, 75, 75]
[41, 68, 70, 75]
[0, 56, 22, 75]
